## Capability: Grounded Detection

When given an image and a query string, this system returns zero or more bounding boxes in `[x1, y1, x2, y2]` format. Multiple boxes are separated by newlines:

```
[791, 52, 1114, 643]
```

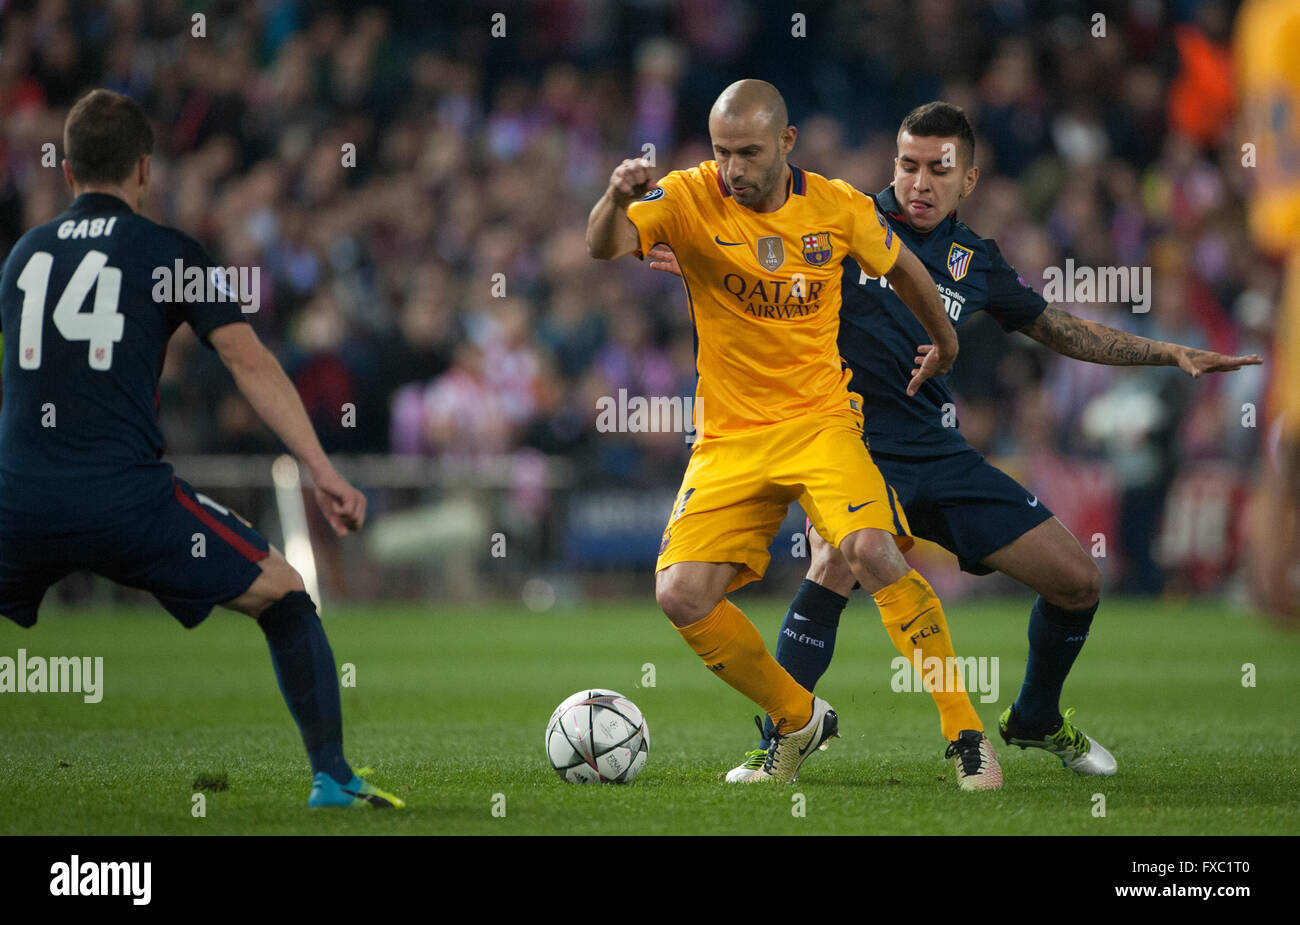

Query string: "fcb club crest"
[756, 236, 785, 271]
[947, 243, 974, 281]
[802, 231, 832, 266]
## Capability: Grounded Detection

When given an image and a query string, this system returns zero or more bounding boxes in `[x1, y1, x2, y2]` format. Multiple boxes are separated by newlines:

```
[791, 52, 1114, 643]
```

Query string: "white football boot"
[945, 729, 1004, 790]
[999, 706, 1117, 776]
[742, 697, 838, 782]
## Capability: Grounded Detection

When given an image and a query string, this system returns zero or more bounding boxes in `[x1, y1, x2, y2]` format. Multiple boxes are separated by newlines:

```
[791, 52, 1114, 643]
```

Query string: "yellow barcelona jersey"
[626, 161, 901, 439]
[1236, 0, 1300, 434]
[1235, 0, 1300, 257]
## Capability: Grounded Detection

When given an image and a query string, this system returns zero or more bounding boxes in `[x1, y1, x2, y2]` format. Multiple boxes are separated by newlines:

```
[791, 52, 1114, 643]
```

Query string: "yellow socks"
[677, 598, 813, 732]
[874, 569, 981, 741]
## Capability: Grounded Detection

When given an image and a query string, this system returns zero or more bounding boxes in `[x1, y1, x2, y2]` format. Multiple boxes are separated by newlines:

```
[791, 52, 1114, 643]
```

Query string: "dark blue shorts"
[0, 476, 268, 629]
[872, 448, 1053, 575]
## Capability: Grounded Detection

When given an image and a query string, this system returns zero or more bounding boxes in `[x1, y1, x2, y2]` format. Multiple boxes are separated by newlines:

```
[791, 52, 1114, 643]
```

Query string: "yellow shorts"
[656, 409, 913, 592]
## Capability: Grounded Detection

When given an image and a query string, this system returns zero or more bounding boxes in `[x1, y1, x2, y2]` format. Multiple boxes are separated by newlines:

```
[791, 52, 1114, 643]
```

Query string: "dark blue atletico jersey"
[0, 192, 248, 526]
[839, 186, 1048, 457]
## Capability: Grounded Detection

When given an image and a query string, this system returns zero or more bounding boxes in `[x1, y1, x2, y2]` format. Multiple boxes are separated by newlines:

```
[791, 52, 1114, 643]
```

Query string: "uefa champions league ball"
[545, 689, 649, 783]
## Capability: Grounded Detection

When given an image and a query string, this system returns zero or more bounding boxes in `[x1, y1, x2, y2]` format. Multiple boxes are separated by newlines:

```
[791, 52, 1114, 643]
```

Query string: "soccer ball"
[545, 688, 649, 783]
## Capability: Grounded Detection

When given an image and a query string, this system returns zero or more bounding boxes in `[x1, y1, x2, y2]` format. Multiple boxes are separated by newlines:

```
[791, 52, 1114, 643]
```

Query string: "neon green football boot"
[999, 706, 1116, 776]
[309, 766, 406, 808]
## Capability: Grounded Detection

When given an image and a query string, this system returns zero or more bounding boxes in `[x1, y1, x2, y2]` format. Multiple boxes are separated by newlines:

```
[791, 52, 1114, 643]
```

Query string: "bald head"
[710, 79, 789, 133]
[708, 79, 795, 212]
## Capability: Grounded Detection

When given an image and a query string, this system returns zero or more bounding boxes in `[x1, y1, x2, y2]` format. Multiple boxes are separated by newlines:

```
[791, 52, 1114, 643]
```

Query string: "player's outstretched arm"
[1020, 305, 1262, 377]
[209, 323, 365, 536]
[885, 244, 959, 395]
[587, 157, 656, 260]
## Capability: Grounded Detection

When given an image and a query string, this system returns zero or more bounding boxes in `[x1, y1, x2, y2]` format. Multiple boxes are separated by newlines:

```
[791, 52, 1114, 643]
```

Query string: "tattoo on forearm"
[1022, 306, 1175, 366]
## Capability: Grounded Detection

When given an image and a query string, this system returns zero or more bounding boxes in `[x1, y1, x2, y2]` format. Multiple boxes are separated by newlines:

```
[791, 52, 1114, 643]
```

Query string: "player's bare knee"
[806, 533, 857, 595]
[1047, 556, 1102, 611]
[239, 556, 305, 618]
[839, 528, 907, 590]
[654, 571, 718, 627]
[272, 568, 306, 600]
[278, 565, 307, 596]
[1070, 558, 1103, 609]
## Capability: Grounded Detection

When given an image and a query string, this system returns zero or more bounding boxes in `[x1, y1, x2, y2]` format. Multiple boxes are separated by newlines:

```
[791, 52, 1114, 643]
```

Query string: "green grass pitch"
[1, 595, 1296, 835]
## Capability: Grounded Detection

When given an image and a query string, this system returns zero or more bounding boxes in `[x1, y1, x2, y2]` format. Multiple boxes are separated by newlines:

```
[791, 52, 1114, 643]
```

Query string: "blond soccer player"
[586, 79, 979, 782]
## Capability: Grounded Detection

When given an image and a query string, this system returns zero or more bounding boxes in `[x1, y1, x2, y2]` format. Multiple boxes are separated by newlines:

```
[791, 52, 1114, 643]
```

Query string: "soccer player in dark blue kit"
[651, 102, 1260, 789]
[0, 89, 403, 808]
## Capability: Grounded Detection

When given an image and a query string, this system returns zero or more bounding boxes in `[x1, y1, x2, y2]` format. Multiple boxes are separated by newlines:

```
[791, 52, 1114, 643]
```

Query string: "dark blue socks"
[1012, 596, 1098, 731]
[760, 579, 849, 747]
[258, 591, 352, 785]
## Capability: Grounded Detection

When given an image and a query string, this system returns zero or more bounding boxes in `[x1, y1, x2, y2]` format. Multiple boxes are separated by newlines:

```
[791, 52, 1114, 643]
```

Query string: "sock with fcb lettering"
[676, 598, 814, 734]
[1012, 596, 1097, 731]
[258, 591, 353, 785]
[758, 579, 848, 748]
[875, 569, 982, 741]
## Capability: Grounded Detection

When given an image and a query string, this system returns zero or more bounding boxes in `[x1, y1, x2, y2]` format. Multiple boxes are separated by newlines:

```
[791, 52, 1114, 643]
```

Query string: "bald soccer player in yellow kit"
[587, 79, 970, 782]
[1238, 0, 1300, 624]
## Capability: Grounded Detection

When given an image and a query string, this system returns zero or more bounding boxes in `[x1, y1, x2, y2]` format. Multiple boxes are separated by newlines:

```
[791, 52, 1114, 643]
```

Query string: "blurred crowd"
[0, 0, 1279, 592]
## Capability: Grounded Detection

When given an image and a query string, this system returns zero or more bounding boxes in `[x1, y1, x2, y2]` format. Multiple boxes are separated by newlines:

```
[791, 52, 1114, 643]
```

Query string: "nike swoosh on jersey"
[714, 236, 744, 246]
[791, 613, 811, 622]
[847, 501, 876, 512]
[1027, 495, 1039, 507]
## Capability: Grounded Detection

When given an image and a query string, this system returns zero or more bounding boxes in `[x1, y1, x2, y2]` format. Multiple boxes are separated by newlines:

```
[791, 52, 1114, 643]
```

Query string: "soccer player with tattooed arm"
[588, 78, 978, 782]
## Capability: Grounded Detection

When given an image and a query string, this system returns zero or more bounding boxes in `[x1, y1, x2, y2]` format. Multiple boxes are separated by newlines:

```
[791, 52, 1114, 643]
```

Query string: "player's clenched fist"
[608, 157, 657, 207]
[587, 157, 655, 259]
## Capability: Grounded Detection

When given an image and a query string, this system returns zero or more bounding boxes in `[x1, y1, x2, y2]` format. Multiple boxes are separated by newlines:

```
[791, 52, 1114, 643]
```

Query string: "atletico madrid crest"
[802, 231, 832, 266]
[947, 243, 973, 281]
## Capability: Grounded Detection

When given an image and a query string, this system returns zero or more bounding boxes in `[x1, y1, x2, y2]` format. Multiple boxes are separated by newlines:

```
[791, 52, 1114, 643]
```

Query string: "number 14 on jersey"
[15, 249, 124, 371]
